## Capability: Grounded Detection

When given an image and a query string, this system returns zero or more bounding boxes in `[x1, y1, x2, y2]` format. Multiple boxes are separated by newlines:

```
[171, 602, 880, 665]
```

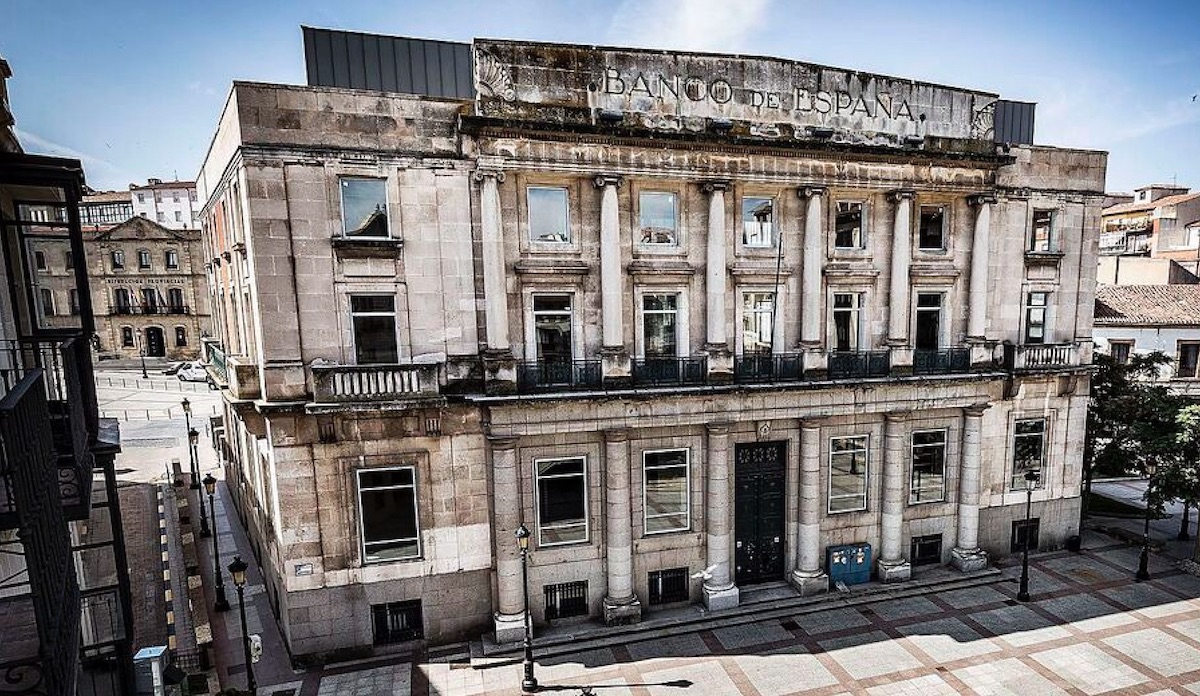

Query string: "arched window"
[175, 326, 187, 347]
[39, 288, 54, 316]
[121, 327, 135, 347]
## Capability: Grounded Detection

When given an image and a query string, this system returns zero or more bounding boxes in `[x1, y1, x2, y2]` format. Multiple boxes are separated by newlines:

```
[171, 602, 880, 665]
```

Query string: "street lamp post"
[1137, 461, 1158, 582]
[515, 523, 538, 693]
[192, 428, 209, 537]
[1017, 468, 1040, 602]
[139, 347, 147, 379]
[182, 399, 199, 490]
[203, 473, 230, 612]
[228, 556, 257, 696]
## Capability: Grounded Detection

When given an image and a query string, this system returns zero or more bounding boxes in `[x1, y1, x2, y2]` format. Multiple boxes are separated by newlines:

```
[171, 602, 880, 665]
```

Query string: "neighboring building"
[1099, 184, 1200, 261]
[1094, 284, 1200, 397]
[131, 178, 200, 230]
[199, 29, 1104, 659]
[81, 189, 134, 228]
[0, 57, 133, 694]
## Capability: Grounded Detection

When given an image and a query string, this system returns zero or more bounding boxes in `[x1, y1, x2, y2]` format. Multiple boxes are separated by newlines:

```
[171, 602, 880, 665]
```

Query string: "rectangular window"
[536, 456, 588, 545]
[34, 251, 46, 270]
[543, 580, 588, 621]
[648, 568, 689, 605]
[639, 191, 678, 245]
[111, 250, 124, 271]
[1108, 341, 1132, 365]
[175, 326, 187, 347]
[642, 294, 678, 357]
[114, 289, 132, 314]
[829, 435, 868, 513]
[141, 288, 159, 312]
[138, 250, 152, 269]
[742, 292, 774, 354]
[910, 430, 947, 503]
[165, 250, 179, 269]
[64, 251, 73, 271]
[1030, 210, 1055, 252]
[68, 289, 80, 316]
[528, 186, 570, 243]
[1011, 418, 1046, 490]
[910, 534, 943, 566]
[914, 293, 942, 351]
[742, 196, 774, 247]
[1011, 518, 1040, 553]
[371, 600, 424, 644]
[643, 449, 690, 534]
[358, 467, 420, 563]
[350, 295, 398, 364]
[156, 212, 166, 223]
[121, 327, 134, 347]
[1024, 292, 1048, 344]
[1179, 342, 1200, 378]
[167, 288, 185, 311]
[136, 193, 145, 204]
[340, 178, 389, 237]
[533, 294, 572, 364]
[174, 210, 182, 222]
[835, 201, 863, 248]
[918, 205, 945, 250]
[832, 293, 862, 352]
[39, 289, 55, 317]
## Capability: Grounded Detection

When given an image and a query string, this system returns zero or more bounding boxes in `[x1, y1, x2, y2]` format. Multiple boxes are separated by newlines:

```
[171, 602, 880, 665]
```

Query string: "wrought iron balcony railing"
[516, 360, 602, 393]
[733, 353, 804, 383]
[913, 347, 972, 375]
[204, 340, 229, 386]
[109, 304, 190, 315]
[631, 356, 707, 386]
[312, 363, 441, 403]
[827, 350, 891, 380]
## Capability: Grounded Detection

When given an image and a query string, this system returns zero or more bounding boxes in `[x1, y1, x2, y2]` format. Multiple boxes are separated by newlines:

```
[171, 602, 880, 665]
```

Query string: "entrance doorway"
[734, 441, 786, 585]
[144, 327, 165, 357]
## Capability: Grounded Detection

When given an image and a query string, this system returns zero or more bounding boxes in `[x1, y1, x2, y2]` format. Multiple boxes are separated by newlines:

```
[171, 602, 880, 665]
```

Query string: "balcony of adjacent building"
[202, 338, 259, 401]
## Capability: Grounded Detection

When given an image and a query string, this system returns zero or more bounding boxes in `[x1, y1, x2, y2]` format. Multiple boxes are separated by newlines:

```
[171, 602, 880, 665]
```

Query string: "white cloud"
[607, 0, 773, 53]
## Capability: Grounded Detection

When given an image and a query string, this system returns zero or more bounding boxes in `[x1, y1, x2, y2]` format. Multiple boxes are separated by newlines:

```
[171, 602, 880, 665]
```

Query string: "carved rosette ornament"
[474, 49, 515, 102]
[971, 99, 996, 140]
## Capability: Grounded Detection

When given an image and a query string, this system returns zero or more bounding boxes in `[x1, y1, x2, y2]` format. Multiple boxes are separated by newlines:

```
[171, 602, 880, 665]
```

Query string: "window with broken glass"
[340, 178, 389, 237]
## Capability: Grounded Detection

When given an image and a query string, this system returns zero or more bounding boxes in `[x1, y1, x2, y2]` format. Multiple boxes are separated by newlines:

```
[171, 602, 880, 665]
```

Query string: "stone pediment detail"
[94, 216, 193, 242]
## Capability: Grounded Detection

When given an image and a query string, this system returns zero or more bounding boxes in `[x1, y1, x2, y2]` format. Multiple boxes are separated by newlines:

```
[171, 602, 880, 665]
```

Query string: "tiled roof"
[1103, 192, 1200, 216]
[82, 190, 132, 204]
[130, 180, 195, 191]
[1095, 285, 1200, 326]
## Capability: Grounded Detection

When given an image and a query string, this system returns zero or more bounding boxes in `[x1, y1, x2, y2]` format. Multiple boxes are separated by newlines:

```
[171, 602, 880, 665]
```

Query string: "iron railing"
[516, 360, 602, 393]
[312, 363, 441, 402]
[913, 347, 972, 375]
[205, 341, 228, 386]
[631, 357, 707, 387]
[733, 353, 804, 383]
[108, 304, 190, 315]
[827, 351, 891, 380]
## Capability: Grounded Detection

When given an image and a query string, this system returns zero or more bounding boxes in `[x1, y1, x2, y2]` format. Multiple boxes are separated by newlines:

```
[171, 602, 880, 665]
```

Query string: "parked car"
[177, 361, 208, 383]
[162, 362, 184, 376]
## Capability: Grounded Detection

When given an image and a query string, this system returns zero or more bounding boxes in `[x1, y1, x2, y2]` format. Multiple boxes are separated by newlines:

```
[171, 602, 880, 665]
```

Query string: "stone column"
[476, 170, 515, 392]
[595, 175, 630, 382]
[602, 428, 641, 624]
[952, 404, 991, 572]
[886, 190, 915, 348]
[798, 187, 828, 376]
[966, 194, 996, 353]
[877, 411, 912, 582]
[703, 422, 739, 610]
[790, 420, 828, 595]
[489, 436, 526, 643]
[703, 182, 733, 378]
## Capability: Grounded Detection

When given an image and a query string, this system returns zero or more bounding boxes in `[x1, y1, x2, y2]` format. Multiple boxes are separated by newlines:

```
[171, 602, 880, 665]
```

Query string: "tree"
[1154, 403, 1200, 560]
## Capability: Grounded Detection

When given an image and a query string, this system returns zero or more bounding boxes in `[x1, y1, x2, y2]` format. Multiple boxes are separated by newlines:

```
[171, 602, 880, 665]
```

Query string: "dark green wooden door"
[734, 441, 787, 585]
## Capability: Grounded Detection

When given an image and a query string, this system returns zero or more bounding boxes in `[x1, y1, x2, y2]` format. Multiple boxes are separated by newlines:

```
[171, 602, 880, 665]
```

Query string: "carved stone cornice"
[964, 402, 991, 418]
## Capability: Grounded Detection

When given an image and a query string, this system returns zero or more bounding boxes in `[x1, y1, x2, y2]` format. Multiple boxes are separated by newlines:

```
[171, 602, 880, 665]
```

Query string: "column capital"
[487, 434, 520, 450]
[473, 169, 506, 184]
[964, 402, 991, 418]
[799, 417, 824, 431]
[883, 410, 912, 423]
[968, 193, 998, 207]
[886, 188, 916, 203]
[603, 428, 630, 443]
[593, 174, 624, 189]
[701, 180, 731, 194]
[706, 421, 733, 436]
[797, 185, 827, 199]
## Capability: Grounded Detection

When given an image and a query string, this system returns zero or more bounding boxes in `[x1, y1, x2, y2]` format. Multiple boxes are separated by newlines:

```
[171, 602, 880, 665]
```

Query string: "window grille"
[544, 580, 588, 621]
[648, 568, 689, 605]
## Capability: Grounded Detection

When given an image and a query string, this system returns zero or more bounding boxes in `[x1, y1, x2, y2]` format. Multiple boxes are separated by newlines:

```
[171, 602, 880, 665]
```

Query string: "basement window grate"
[648, 567, 689, 605]
[544, 580, 588, 621]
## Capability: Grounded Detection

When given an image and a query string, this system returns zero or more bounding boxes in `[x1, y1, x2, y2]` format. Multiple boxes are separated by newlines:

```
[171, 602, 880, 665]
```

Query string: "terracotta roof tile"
[1095, 284, 1200, 326]
[1102, 192, 1200, 216]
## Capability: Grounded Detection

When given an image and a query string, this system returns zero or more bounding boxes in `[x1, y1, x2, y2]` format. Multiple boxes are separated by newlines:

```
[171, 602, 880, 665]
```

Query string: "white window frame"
[909, 428, 948, 504]
[828, 434, 869, 513]
[913, 291, 945, 351]
[737, 289, 779, 356]
[1024, 291, 1050, 344]
[636, 289, 688, 358]
[830, 292, 863, 352]
[534, 455, 589, 547]
[357, 466, 421, 564]
[642, 448, 691, 535]
[527, 185, 572, 245]
[638, 191, 679, 247]
[917, 204, 946, 251]
[741, 196, 775, 248]
[348, 293, 400, 365]
[1011, 417, 1048, 491]
[339, 176, 391, 239]
[834, 200, 866, 250]
[1030, 209, 1057, 252]
[527, 292, 576, 363]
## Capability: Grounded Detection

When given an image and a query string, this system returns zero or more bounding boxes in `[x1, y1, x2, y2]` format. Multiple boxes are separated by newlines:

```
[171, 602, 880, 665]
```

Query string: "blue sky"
[3, 0, 1197, 193]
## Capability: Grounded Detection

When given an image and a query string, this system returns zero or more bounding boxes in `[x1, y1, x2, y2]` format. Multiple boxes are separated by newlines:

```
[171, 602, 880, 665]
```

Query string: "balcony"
[204, 339, 228, 386]
[828, 351, 891, 380]
[516, 360, 602, 393]
[913, 347, 972, 375]
[631, 356, 708, 387]
[109, 304, 190, 315]
[312, 363, 441, 403]
[1011, 343, 1079, 371]
[733, 353, 804, 383]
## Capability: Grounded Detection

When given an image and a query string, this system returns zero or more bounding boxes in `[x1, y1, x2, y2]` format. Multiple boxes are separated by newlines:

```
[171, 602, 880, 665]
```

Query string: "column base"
[951, 546, 989, 573]
[602, 594, 642, 626]
[801, 347, 827, 379]
[702, 582, 740, 611]
[789, 569, 828, 596]
[704, 343, 733, 383]
[494, 611, 527, 644]
[877, 558, 911, 583]
[600, 345, 631, 387]
[483, 349, 517, 395]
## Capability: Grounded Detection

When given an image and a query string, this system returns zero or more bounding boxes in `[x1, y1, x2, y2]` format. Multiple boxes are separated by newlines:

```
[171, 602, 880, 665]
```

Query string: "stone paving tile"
[1071, 610, 1139, 634]
[821, 631, 923, 680]
[1034, 593, 1125, 624]
[968, 604, 1071, 646]
[865, 673, 960, 696]
[1101, 583, 1181, 612]
[712, 620, 792, 651]
[1104, 627, 1200, 677]
[953, 657, 1069, 696]
[1040, 555, 1126, 584]
[937, 585, 1010, 609]
[1030, 643, 1150, 695]
[317, 664, 410, 696]
[539, 647, 619, 670]
[1157, 572, 1200, 597]
[1137, 597, 1200, 619]
[640, 659, 740, 696]
[733, 650, 838, 694]
[1095, 547, 1175, 574]
[866, 596, 940, 622]
[625, 631, 709, 661]
[896, 617, 1002, 662]
[794, 606, 870, 635]
[1170, 617, 1200, 643]
[1185, 681, 1200, 695]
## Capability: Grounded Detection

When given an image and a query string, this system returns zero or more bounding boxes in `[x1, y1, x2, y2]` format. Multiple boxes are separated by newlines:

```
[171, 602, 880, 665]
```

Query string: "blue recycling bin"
[826, 542, 872, 589]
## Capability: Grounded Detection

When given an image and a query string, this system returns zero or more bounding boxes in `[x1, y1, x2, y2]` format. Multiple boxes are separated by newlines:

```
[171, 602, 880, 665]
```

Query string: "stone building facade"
[198, 31, 1105, 660]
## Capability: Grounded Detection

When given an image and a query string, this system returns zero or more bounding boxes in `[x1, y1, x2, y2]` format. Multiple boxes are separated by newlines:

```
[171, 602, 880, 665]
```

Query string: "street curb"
[158, 486, 176, 653]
